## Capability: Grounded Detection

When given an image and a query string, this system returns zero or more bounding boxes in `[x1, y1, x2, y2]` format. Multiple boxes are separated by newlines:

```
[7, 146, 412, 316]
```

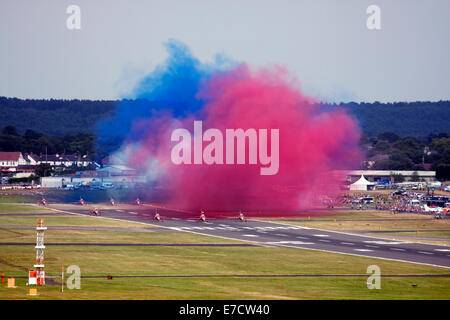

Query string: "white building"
[336, 170, 437, 183]
[37, 154, 97, 168]
[349, 175, 376, 191]
[0, 152, 27, 168]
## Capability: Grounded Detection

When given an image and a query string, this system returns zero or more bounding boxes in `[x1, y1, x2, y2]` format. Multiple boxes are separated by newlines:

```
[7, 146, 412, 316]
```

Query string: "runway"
[46, 204, 450, 269]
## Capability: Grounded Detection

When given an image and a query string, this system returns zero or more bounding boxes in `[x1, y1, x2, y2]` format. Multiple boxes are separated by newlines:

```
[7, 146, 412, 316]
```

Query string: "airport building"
[340, 170, 436, 183]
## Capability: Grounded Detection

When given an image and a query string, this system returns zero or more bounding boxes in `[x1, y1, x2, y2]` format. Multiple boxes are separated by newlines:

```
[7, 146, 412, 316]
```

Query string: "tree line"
[361, 132, 450, 180]
[0, 125, 94, 158]
[1, 96, 449, 139]
[1, 97, 449, 179]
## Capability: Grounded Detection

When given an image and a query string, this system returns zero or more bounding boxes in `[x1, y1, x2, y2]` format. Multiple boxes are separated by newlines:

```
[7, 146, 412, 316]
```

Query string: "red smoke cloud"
[125, 65, 362, 212]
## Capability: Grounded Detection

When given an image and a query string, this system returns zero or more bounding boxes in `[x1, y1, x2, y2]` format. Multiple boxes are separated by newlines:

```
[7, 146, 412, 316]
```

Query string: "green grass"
[271, 209, 435, 220]
[1, 245, 449, 300]
[272, 214, 450, 232]
[0, 203, 53, 214]
[269, 210, 450, 245]
[0, 203, 449, 300]
[0, 229, 243, 244]
[0, 193, 36, 204]
[372, 231, 450, 239]
[0, 212, 157, 228]
[3, 275, 450, 300]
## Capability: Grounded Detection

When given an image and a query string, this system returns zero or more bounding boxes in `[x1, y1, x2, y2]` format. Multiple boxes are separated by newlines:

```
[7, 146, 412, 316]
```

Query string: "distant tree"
[429, 138, 450, 180]
[23, 129, 42, 140]
[433, 164, 450, 180]
[2, 125, 19, 136]
[430, 137, 450, 160]
[387, 151, 415, 170]
[359, 132, 370, 146]
[377, 132, 399, 143]
[392, 173, 405, 183]
[373, 140, 391, 152]
[427, 132, 448, 144]
[392, 137, 424, 163]
[34, 163, 54, 177]
[0, 135, 19, 151]
[411, 171, 419, 182]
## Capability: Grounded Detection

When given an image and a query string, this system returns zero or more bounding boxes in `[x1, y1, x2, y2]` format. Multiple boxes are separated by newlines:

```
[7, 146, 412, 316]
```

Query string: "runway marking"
[365, 245, 379, 248]
[40, 206, 450, 270]
[266, 241, 314, 245]
[313, 234, 329, 237]
[364, 241, 411, 245]
[434, 249, 450, 252]
[354, 249, 373, 252]
[296, 236, 308, 239]
[418, 251, 434, 255]
[116, 210, 124, 212]
[318, 239, 330, 242]
[129, 212, 138, 215]
[244, 226, 298, 231]
[390, 248, 405, 251]
[275, 234, 288, 237]
[341, 242, 354, 245]
[243, 234, 259, 237]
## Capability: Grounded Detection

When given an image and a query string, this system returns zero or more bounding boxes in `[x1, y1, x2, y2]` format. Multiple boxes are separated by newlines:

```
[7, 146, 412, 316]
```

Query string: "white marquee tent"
[349, 175, 376, 191]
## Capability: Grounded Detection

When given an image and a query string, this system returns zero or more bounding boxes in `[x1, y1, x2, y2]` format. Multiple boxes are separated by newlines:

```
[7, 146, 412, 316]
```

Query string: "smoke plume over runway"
[97, 40, 362, 212]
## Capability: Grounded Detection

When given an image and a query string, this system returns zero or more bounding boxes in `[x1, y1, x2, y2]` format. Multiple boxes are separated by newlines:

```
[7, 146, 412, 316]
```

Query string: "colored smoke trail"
[97, 40, 362, 213]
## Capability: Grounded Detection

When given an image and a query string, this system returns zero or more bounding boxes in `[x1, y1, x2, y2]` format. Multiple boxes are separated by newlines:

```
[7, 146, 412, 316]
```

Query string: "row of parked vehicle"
[1, 184, 41, 190]
[63, 182, 115, 190]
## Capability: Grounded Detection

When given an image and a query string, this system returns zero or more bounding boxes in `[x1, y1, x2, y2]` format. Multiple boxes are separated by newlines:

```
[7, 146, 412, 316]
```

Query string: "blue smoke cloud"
[96, 40, 235, 150]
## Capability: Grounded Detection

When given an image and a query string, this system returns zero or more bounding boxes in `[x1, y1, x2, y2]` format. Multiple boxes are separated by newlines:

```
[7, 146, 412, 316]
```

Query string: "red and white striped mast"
[34, 219, 47, 285]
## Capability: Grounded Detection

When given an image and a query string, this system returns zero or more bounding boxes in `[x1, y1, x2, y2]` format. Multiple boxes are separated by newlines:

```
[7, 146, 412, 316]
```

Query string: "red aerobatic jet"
[90, 208, 100, 216]
[37, 198, 48, 206]
[199, 209, 206, 222]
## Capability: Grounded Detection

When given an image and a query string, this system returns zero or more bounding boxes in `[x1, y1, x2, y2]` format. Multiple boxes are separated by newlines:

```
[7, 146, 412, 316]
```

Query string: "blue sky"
[0, 0, 449, 102]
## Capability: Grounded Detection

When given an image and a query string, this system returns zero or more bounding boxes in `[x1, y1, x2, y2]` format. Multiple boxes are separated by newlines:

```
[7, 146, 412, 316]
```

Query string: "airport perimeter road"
[48, 204, 450, 269]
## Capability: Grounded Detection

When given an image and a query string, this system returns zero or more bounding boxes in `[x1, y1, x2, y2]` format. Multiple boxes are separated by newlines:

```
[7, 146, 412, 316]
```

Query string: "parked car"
[102, 182, 114, 189]
[362, 197, 374, 204]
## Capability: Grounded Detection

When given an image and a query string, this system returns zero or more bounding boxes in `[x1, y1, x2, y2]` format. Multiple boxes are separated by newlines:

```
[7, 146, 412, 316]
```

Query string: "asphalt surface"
[46, 204, 450, 269]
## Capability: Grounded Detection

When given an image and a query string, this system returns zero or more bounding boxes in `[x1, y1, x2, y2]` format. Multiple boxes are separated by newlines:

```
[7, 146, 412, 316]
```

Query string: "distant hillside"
[1, 97, 449, 139]
[0, 97, 117, 136]
[337, 101, 450, 138]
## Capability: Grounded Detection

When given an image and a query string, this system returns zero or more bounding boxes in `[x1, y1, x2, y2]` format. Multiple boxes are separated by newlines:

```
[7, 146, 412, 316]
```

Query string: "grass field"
[0, 203, 53, 213]
[0, 191, 39, 204]
[374, 232, 450, 239]
[267, 210, 450, 246]
[0, 203, 449, 300]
